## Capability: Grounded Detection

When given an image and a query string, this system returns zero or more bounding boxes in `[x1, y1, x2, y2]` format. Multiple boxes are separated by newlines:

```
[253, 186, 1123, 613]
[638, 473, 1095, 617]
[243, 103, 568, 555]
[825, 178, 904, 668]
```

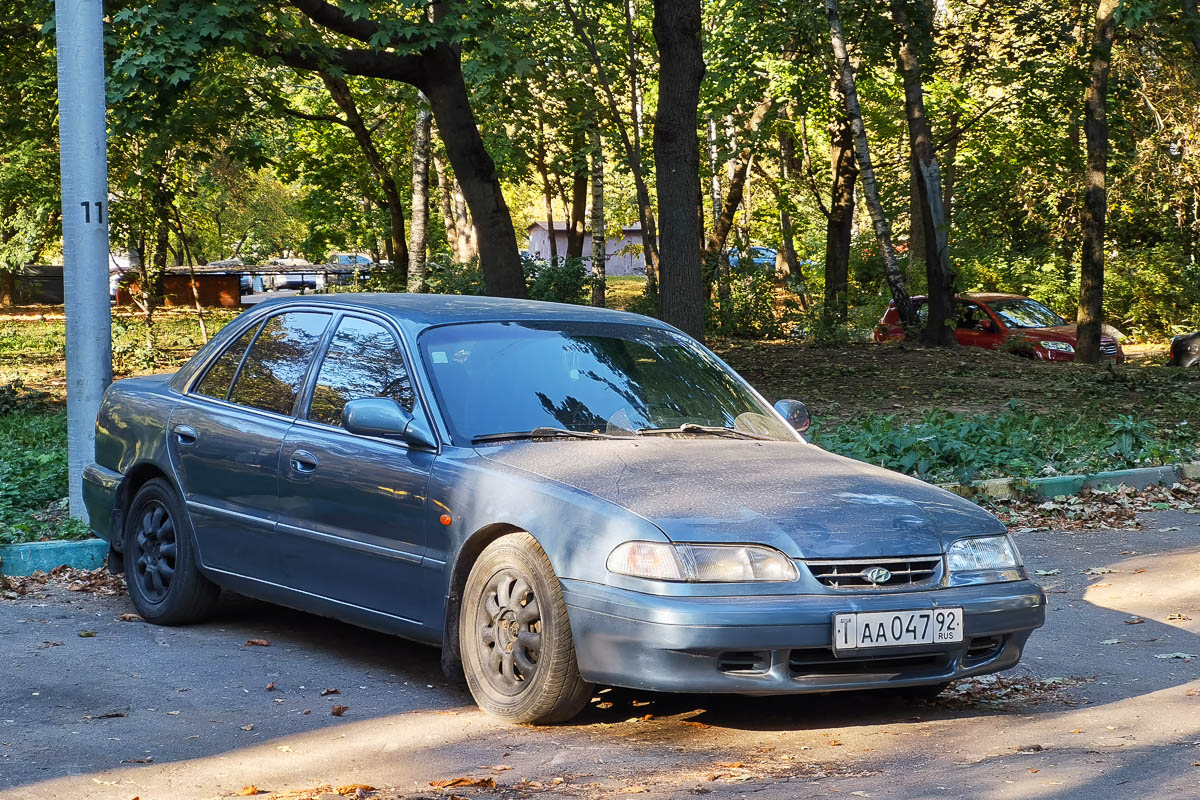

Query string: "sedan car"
[83, 295, 1045, 724]
[875, 293, 1124, 362]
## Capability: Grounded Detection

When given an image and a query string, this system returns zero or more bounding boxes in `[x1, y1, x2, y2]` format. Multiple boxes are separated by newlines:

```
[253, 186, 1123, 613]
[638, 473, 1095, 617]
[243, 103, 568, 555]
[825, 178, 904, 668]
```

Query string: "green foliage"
[709, 270, 786, 338]
[0, 398, 89, 545]
[422, 256, 487, 296]
[811, 400, 1200, 485]
[524, 257, 589, 305]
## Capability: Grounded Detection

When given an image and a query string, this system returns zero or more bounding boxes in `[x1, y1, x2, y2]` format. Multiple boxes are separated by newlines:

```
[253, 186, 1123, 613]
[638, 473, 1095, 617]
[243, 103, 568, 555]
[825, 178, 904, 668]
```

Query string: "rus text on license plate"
[832, 608, 964, 652]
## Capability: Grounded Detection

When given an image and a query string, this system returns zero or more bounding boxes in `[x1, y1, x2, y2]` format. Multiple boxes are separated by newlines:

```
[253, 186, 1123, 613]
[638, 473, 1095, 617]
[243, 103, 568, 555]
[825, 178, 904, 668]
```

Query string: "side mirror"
[343, 398, 437, 449]
[774, 399, 811, 434]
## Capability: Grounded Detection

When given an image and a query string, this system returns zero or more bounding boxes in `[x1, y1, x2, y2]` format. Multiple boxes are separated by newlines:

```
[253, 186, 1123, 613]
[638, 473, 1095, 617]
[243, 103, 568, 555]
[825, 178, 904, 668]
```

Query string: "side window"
[194, 322, 261, 400]
[308, 316, 415, 427]
[229, 312, 331, 415]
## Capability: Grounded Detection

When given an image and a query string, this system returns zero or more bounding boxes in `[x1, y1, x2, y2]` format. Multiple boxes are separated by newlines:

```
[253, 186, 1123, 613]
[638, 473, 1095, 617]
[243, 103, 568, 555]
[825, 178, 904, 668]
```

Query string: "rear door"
[276, 313, 437, 623]
[169, 310, 332, 573]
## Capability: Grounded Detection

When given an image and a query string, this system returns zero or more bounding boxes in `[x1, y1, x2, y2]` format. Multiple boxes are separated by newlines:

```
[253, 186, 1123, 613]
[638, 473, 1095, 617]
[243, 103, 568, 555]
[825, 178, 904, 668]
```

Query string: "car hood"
[1013, 324, 1116, 345]
[476, 439, 1003, 558]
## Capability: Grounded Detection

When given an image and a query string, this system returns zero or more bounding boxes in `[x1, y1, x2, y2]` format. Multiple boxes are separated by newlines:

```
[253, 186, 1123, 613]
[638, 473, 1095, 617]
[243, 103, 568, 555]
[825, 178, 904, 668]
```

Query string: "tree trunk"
[1184, 0, 1200, 60]
[536, 128, 559, 265]
[824, 117, 857, 326]
[703, 98, 774, 258]
[566, 137, 589, 260]
[1077, 0, 1118, 364]
[825, 0, 916, 325]
[0, 271, 13, 307]
[451, 174, 475, 262]
[776, 130, 806, 307]
[707, 115, 723, 229]
[409, 100, 433, 292]
[591, 126, 607, 308]
[421, 45, 524, 296]
[433, 154, 460, 261]
[652, 0, 706, 339]
[319, 71, 409, 283]
[561, 0, 660, 293]
[892, 0, 956, 347]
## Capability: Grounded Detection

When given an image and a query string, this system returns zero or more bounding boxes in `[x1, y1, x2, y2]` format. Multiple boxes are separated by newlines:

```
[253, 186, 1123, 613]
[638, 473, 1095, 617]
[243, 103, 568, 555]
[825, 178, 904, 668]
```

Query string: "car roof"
[960, 292, 1027, 303]
[248, 293, 671, 337]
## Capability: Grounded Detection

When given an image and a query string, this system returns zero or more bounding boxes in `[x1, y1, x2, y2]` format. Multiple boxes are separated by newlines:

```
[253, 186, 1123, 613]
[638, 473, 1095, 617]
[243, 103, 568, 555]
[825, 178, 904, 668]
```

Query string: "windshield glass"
[988, 298, 1067, 328]
[418, 321, 795, 444]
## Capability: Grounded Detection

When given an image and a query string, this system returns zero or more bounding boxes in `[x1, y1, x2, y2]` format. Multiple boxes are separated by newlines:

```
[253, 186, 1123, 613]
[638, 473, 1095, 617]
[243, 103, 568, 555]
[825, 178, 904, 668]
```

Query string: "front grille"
[1100, 340, 1118, 356]
[804, 556, 942, 590]
[789, 647, 950, 677]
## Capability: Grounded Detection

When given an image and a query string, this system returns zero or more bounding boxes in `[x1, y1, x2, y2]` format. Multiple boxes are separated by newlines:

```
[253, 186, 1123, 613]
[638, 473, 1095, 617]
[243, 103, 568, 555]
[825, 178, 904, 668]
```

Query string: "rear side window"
[229, 312, 331, 415]
[307, 316, 415, 426]
[194, 322, 261, 400]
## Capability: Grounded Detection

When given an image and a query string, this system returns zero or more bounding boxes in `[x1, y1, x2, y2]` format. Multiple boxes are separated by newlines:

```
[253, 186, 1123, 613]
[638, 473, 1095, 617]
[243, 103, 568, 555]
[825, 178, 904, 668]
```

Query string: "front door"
[276, 314, 436, 624]
[954, 302, 1006, 350]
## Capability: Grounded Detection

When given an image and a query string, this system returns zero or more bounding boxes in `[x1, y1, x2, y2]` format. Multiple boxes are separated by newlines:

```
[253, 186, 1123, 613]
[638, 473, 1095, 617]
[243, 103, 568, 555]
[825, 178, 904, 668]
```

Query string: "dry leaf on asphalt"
[320, 688, 340, 696]
[478, 765, 512, 772]
[430, 777, 498, 789]
[265, 682, 275, 691]
[330, 705, 349, 716]
[116, 613, 142, 622]
[1156, 652, 1198, 660]
[682, 720, 711, 728]
[237, 786, 261, 796]
[619, 786, 648, 794]
[1124, 618, 1145, 625]
[240, 724, 254, 731]
[714, 761, 743, 768]
[244, 639, 270, 647]
[1167, 613, 1192, 621]
[335, 784, 375, 796]
[78, 629, 96, 638]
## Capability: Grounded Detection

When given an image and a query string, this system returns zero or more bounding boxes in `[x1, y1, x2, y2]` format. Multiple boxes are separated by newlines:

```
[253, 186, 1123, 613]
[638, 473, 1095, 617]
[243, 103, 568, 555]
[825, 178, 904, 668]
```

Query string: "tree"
[826, 0, 916, 325]
[653, 0, 707, 339]
[892, 0, 956, 346]
[111, 0, 526, 297]
[409, 97, 433, 292]
[1076, 0, 1119, 364]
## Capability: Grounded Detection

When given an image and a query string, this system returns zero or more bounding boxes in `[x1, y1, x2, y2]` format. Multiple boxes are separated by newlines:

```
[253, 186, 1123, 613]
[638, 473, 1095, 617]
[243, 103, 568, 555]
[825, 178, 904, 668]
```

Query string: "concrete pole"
[55, 0, 113, 521]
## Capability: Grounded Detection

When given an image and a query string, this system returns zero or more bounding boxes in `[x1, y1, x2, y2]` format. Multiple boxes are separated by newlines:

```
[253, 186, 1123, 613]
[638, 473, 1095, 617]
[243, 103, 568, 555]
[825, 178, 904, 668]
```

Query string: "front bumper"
[81, 463, 122, 544]
[562, 579, 1046, 694]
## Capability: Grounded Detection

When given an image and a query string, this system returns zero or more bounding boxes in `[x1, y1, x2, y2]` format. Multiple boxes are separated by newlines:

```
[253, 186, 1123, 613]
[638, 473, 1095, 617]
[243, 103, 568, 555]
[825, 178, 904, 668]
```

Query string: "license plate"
[832, 608, 964, 652]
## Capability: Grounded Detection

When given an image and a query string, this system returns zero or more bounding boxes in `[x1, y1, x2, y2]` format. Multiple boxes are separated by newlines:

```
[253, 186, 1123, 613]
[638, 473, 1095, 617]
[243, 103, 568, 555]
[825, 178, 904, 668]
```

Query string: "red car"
[874, 293, 1125, 362]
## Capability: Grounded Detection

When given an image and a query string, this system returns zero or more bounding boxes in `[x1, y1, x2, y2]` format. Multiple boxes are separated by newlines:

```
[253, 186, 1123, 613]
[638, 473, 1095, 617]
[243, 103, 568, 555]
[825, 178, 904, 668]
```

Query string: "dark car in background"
[876, 292, 1124, 362]
[82, 295, 1045, 724]
[1169, 331, 1200, 367]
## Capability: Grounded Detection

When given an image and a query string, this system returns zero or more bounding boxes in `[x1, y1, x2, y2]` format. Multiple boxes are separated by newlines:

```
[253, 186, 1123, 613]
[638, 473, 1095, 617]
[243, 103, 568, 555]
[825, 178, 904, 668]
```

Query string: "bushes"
[811, 400, 1200, 485]
[420, 255, 590, 305]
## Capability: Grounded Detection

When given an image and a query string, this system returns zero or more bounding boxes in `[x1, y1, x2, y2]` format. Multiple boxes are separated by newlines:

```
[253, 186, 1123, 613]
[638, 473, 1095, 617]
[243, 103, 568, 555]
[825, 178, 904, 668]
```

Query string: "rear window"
[194, 323, 261, 401]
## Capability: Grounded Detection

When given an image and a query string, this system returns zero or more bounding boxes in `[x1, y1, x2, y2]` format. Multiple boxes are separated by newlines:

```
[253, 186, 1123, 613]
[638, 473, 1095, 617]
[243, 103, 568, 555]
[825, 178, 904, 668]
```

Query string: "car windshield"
[418, 321, 794, 445]
[987, 298, 1067, 328]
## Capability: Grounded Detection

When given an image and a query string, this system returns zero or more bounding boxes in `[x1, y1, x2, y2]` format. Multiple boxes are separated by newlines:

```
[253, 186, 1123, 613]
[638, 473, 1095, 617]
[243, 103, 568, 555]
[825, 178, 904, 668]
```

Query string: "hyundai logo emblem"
[862, 567, 892, 585]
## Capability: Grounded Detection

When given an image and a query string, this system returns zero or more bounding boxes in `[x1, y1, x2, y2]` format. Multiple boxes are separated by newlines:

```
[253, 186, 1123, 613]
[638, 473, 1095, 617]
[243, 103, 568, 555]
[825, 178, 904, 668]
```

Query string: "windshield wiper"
[635, 423, 771, 440]
[472, 427, 622, 444]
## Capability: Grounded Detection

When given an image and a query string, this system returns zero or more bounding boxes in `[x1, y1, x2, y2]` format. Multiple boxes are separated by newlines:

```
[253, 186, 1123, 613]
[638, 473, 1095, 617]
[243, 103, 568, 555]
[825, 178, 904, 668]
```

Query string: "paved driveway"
[2, 512, 1198, 800]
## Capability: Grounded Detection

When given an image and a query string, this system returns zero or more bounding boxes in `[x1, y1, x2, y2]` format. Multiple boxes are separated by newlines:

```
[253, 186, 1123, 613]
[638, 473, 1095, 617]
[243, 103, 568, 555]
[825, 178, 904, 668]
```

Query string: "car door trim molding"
[275, 520, 424, 565]
[187, 499, 277, 531]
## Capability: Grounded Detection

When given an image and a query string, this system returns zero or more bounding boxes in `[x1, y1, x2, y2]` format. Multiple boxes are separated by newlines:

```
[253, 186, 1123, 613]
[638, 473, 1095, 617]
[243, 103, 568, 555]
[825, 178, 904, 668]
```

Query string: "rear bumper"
[82, 463, 122, 544]
[562, 579, 1045, 694]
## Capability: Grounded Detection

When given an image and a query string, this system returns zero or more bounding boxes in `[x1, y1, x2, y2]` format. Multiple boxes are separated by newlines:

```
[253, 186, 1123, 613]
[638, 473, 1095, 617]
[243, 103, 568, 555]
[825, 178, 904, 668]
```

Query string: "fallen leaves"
[320, 688, 340, 696]
[1167, 613, 1192, 621]
[78, 629, 97, 638]
[430, 777, 497, 789]
[330, 705, 349, 716]
[335, 784, 375, 796]
[1155, 652, 1198, 660]
[991, 481, 1200, 533]
[1124, 617, 1145, 625]
[1100, 638, 1122, 645]
[240, 724, 254, 731]
[116, 613, 142, 622]
[237, 786, 261, 796]
[243, 639, 271, 647]
[265, 682, 276, 691]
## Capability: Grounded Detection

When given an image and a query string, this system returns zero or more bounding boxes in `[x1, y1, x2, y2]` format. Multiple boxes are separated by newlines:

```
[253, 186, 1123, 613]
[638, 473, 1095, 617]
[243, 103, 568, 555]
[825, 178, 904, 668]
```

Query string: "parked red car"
[874, 293, 1125, 362]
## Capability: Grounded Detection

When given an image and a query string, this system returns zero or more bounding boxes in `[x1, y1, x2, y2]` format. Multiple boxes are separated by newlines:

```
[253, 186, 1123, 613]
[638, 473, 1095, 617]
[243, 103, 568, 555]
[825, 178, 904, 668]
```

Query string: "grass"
[2, 293, 1199, 542]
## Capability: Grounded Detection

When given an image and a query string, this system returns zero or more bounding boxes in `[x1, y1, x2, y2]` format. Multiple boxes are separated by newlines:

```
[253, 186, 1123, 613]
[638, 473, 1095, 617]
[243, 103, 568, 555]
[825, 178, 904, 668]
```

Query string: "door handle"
[173, 425, 198, 446]
[290, 450, 319, 474]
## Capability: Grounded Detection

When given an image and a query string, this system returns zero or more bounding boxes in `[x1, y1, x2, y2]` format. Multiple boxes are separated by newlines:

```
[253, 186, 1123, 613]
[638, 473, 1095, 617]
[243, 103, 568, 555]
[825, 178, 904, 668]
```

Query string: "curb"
[942, 461, 1200, 501]
[0, 538, 109, 576]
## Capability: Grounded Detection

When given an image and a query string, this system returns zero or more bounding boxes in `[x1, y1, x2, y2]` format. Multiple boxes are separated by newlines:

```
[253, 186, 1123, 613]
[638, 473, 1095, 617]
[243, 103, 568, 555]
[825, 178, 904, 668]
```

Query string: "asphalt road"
[1, 511, 1197, 800]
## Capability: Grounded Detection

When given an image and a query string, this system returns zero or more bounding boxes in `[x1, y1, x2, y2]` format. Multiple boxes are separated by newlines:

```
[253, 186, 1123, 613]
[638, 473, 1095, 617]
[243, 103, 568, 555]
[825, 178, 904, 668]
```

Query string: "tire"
[122, 478, 219, 625]
[459, 532, 593, 724]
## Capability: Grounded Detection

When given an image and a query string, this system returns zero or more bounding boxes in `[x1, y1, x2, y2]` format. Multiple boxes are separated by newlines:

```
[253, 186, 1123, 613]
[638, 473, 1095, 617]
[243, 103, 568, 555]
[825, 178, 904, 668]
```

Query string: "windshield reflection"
[989, 299, 1067, 329]
[418, 321, 793, 445]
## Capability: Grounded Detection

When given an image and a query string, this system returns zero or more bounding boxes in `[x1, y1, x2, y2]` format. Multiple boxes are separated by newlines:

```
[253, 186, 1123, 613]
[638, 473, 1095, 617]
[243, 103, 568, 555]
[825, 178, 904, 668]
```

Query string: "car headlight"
[1040, 340, 1074, 353]
[606, 541, 798, 582]
[946, 535, 1023, 584]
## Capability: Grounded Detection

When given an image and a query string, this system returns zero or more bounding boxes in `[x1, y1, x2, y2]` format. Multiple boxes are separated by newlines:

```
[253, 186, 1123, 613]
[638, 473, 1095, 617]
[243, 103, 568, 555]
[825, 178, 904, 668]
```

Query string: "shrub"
[525, 256, 588, 305]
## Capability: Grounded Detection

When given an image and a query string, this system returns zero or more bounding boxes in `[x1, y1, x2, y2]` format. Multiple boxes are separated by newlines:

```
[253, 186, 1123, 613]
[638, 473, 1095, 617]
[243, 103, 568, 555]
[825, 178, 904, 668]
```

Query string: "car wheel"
[122, 478, 219, 625]
[459, 532, 593, 724]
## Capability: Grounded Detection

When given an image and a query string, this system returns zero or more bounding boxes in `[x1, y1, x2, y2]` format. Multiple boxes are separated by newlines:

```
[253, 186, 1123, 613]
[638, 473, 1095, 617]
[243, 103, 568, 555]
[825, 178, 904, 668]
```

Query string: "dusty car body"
[83, 295, 1045, 723]
[876, 293, 1124, 362]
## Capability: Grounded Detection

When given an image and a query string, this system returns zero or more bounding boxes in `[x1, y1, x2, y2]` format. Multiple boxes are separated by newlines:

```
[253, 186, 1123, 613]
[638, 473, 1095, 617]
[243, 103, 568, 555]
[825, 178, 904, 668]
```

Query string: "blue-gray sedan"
[83, 294, 1045, 723]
